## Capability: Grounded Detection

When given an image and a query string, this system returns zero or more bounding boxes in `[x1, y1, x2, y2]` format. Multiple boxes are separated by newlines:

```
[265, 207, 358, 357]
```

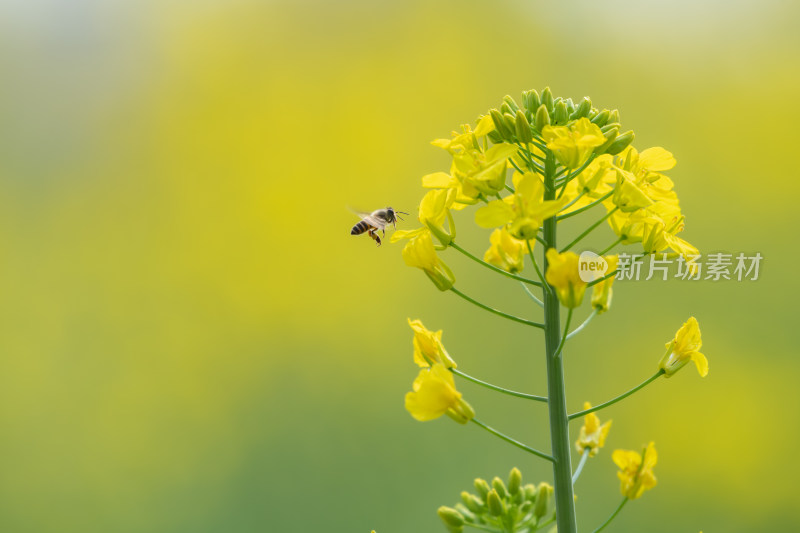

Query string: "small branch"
[568, 370, 665, 420]
[450, 287, 544, 329]
[451, 241, 543, 287]
[599, 236, 625, 256]
[556, 190, 614, 221]
[526, 240, 552, 296]
[572, 448, 591, 484]
[520, 281, 544, 308]
[565, 309, 598, 340]
[554, 307, 573, 358]
[592, 498, 628, 533]
[451, 368, 547, 403]
[560, 207, 619, 253]
[471, 418, 554, 462]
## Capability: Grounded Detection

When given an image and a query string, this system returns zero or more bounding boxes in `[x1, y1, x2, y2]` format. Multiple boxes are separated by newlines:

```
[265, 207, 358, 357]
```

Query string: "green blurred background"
[0, 0, 798, 531]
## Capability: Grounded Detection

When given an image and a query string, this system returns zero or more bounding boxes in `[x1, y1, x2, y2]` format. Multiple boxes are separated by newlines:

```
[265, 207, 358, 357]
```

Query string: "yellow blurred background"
[0, 0, 798, 531]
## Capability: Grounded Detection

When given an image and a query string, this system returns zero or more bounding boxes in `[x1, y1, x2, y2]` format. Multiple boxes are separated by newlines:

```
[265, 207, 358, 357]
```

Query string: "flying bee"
[350, 207, 408, 246]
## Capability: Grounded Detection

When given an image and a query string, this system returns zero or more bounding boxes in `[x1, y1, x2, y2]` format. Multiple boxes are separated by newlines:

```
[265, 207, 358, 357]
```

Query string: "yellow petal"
[475, 200, 514, 228]
[690, 351, 709, 377]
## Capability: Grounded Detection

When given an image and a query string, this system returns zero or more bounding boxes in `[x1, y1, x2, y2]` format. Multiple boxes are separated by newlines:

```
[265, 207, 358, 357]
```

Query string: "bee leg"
[368, 229, 382, 246]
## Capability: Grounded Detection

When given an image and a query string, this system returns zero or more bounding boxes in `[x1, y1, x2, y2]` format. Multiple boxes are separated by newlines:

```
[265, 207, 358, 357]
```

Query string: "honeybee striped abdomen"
[350, 220, 372, 235]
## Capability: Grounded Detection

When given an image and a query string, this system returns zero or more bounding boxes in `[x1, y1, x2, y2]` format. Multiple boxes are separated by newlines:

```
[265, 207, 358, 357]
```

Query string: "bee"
[350, 207, 408, 246]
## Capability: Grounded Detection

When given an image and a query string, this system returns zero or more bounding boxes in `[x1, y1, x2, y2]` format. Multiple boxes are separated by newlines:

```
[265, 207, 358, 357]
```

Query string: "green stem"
[568, 370, 665, 420]
[571, 448, 590, 484]
[542, 150, 578, 533]
[520, 281, 544, 308]
[560, 207, 619, 253]
[450, 287, 544, 329]
[586, 268, 617, 288]
[566, 309, 598, 340]
[599, 236, 624, 256]
[451, 368, 547, 403]
[526, 240, 551, 296]
[451, 242, 543, 287]
[556, 190, 613, 220]
[592, 498, 628, 533]
[554, 307, 572, 358]
[471, 418, 554, 462]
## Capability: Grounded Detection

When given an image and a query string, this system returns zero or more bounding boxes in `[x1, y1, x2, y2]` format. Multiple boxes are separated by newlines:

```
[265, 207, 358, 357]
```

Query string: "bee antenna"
[396, 211, 410, 215]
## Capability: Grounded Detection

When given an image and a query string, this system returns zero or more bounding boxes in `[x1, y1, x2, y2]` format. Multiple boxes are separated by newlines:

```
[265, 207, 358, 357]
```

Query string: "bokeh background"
[0, 0, 798, 531]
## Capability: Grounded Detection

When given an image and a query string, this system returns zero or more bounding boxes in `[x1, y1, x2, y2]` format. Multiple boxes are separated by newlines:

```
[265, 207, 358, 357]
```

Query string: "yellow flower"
[405, 363, 474, 423]
[541, 118, 606, 169]
[483, 227, 526, 273]
[613, 442, 657, 500]
[407, 318, 456, 369]
[590, 255, 618, 313]
[401, 231, 456, 291]
[575, 402, 612, 457]
[658, 317, 708, 377]
[611, 170, 654, 213]
[475, 172, 567, 240]
[545, 249, 587, 308]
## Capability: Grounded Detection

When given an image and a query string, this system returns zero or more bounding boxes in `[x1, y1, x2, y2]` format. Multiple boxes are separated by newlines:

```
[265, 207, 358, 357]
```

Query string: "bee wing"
[347, 206, 388, 229]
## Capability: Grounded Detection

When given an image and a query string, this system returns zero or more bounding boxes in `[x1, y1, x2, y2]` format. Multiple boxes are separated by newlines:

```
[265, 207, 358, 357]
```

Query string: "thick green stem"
[542, 151, 578, 533]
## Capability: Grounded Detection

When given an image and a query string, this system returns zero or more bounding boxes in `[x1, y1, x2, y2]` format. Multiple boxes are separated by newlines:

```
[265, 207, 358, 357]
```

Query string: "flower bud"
[608, 109, 620, 123]
[533, 483, 553, 521]
[515, 110, 533, 144]
[606, 130, 635, 155]
[534, 104, 551, 131]
[461, 492, 485, 514]
[503, 95, 521, 114]
[490, 109, 513, 139]
[594, 126, 619, 154]
[491, 477, 508, 499]
[554, 99, 569, 125]
[474, 478, 491, 500]
[503, 113, 517, 137]
[437, 506, 465, 531]
[507, 467, 522, 495]
[444, 397, 475, 424]
[523, 483, 537, 501]
[571, 97, 592, 120]
[487, 489, 505, 517]
[590, 109, 610, 127]
[523, 89, 540, 113]
[541, 87, 554, 112]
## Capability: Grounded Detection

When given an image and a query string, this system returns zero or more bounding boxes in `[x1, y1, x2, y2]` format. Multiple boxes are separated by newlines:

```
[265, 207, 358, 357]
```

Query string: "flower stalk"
[542, 151, 579, 532]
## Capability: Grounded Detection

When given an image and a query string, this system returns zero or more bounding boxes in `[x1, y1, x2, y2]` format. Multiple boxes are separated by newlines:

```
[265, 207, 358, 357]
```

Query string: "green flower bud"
[515, 110, 533, 144]
[533, 483, 553, 521]
[571, 97, 592, 120]
[534, 104, 551, 131]
[523, 89, 541, 113]
[487, 489, 505, 517]
[590, 109, 610, 127]
[491, 477, 508, 499]
[600, 123, 619, 133]
[503, 113, 517, 138]
[503, 95, 521, 114]
[490, 109, 513, 139]
[500, 102, 514, 117]
[564, 97, 576, 114]
[487, 130, 503, 144]
[608, 109, 620, 123]
[454, 503, 476, 522]
[437, 506, 465, 532]
[554, 99, 569, 125]
[595, 126, 619, 154]
[507, 467, 522, 495]
[541, 87, 554, 113]
[474, 478, 491, 500]
[523, 483, 538, 502]
[518, 501, 532, 516]
[605, 130, 635, 155]
[461, 492, 485, 514]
